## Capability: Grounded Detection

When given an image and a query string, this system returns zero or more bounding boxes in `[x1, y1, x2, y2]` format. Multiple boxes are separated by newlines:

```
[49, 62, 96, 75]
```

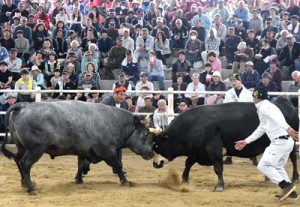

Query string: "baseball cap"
[140, 72, 148, 77]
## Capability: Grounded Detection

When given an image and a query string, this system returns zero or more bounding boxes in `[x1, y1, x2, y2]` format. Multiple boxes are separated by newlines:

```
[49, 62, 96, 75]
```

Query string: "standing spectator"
[201, 28, 220, 64]
[171, 19, 189, 49]
[101, 86, 128, 175]
[147, 52, 165, 90]
[121, 50, 140, 84]
[134, 28, 154, 62]
[232, 41, 254, 74]
[105, 37, 127, 79]
[14, 69, 37, 102]
[241, 61, 260, 89]
[171, 50, 191, 83]
[185, 30, 204, 65]
[155, 31, 171, 65]
[288, 71, 300, 107]
[185, 72, 205, 105]
[225, 27, 242, 67]
[266, 59, 283, 92]
[4, 48, 22, 82]
[14, 30, 30, 64]
[234, 1, 250, 30]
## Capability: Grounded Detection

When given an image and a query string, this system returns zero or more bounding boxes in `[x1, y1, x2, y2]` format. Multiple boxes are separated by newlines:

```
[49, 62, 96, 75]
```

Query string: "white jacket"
[223, 86, 253, 103]
[135, 35, 154, 52]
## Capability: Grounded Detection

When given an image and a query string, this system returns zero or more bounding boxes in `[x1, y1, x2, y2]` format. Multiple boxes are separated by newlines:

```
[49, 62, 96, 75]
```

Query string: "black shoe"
[113, 169, 127, 175]
[275, 191, 298, 200]
[224, 157, 233, 165]
[278, 184, 297, 201]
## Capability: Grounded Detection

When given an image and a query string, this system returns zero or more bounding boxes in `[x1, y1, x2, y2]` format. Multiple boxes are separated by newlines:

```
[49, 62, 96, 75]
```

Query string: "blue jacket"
[98, 37, 113, 54]
[0, 47, 9, 61]
[121, 60, 140, 84]
[241, 70, 260, 89]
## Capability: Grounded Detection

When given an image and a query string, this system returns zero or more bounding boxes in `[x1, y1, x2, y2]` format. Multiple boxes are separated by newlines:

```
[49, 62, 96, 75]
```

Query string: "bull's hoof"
[214, 186, 224, 192]
[182, 177, 189, 184]
[75, 178, 84, 184]
[292, 178, 299, 183]
[28, 190, 37, 195]
[265, 176, 270, 182]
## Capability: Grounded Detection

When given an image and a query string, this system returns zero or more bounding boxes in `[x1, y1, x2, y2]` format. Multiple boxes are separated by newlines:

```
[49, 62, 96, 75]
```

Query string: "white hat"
[245, 61, 254, 66]
[156, 17, 164, 23]
[237, 42, 247, 50]
[212, 71, 221, 79]
[31, 65, 40, 72]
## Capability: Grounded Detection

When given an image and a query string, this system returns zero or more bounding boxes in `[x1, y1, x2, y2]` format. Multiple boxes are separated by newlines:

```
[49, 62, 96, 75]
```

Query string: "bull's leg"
[14, 145, 26, 187]
[19, 150, 44, 195]
[213, 161, 225, 192]
[290, 148, 299, 183]
[105, 154, 129, 186]
[182, 157, 196, 183]
[75, 157, 87, 184]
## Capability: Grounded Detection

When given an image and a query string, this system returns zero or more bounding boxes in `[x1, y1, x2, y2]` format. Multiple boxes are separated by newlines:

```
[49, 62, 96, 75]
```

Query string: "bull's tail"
[1, 102, 27, 159]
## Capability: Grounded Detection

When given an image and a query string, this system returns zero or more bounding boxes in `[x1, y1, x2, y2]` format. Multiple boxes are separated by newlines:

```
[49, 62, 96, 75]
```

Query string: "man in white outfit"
[223, 73, 255, 164]
[235, 87, 298, 201]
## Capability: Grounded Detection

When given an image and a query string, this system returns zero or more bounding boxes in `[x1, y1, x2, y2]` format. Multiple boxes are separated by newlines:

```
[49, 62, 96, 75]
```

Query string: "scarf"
[17, 78, 33, 90]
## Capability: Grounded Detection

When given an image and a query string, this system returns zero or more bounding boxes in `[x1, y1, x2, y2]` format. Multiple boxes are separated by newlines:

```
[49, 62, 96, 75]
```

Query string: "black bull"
[152, 97, 299, 191]
[1, 101, 154, 195]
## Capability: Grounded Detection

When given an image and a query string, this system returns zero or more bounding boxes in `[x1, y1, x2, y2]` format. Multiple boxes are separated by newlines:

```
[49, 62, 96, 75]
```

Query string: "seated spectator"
[152, 93, 167, 108]
[153, 99, 168, 132]
[50, 69, 62, 89]
[84, 43, 101, 68]
[30, 65, 46, 89]
[147, 52, 165, 90]
[276, 30, 289, 55]
[151, 17, 171, 39]
[81, 29, 98, 53]
[134, 28, 154, 62]
[66, 30, 81, 51]
[34, 6, 50, 30]
[121, 50, 140, 84]
[78, 72, 99, 90]
[135, 72, 154, 96]
[64, 52, 81, 74]
[67, 40, 82, 62]
[138, 96, 156, 113]
[125, 96, 136, 113]
[261, 18, 279, 39]
[0, 44, 9, 62]
[185, 73, 205, 106]
[241, 61, 260, 89]
[69, 7, 83, 36]
[28, 50, 45, 73]
[256, 72, 277, 102]
[105, 37, 127, 79]
[201, 28, 220, 64]
[55, 7, 69, 25]
[4, 48, 22, 82]
[207, 71, 226, 104]
[79, 63, 101, 89]
[15, 69, 37, 102]
[32, 23, 49, 51]
[44, 52, 58, 86]
[131, 9, 147, 29]
[212, 14, 226, 55]
[200, 63, 214, 89]
[171, 19, 189, 49]
[248, 9, 262, 36]
[13, 16, 33, 45]
[0, 92, 17, 135]
[98, 29, 113, 59]
[190, 19, 206, 42]
[41, 38, 55, 58]
[0, 29, 15, 52]
[172, 50, 192, 83]
[107, 21, 119, 45]
[288, 71, 300, 107]
[245, 30, 260, 55]
[15, 30, 30, 64]
[169, 8, 190, 31]
[122, 28, 134, 52]
[207, 51, 222, 72]
[266, 59, 282, 91]
[172, 75, 188, 108]
[185, 30, 204, 65]
[265, 30, 277, 49]
[185, 4, 198, 22]
[112, 72, 133, 96]
[154, 31, 171, 65]
[225, 27, 242, 66]
[0, 61, 13, 89]
[269, 7, 280, 28]
[65, 63, 79, 88]
[74, 87, 87, 102]
[81, 51, 99, 74]
[175, 99, 189, 113]
[235, 19, 247, 40]
[136, 85, 151, 109]
[87, 86, 104, 103]
[232, 41, 254, 74]
[254, 40, 277, 76]
[223, 73, 253, 103]
[53, 29, 68, 59]
[287, 15, 300, 42]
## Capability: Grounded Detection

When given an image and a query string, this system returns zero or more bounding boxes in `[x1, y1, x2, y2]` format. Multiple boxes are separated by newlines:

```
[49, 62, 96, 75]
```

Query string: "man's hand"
[235, 140, 247, 150]
[287, 127, 298, 141]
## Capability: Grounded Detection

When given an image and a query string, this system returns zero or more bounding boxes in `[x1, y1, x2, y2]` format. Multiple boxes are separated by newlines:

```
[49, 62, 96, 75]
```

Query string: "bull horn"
[144, 115, 151, 127]
[149, 128, 161, 136]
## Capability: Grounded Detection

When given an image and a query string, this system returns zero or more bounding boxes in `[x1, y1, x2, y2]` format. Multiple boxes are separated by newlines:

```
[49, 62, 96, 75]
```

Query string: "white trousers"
[257, 138, 294, 184]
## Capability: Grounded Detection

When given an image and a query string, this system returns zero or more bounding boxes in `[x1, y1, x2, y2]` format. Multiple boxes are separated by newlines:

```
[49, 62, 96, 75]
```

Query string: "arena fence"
[0, 87, 299, 155]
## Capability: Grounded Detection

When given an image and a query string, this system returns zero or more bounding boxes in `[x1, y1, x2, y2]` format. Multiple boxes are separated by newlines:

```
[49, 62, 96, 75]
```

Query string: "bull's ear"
[133, 116, 143, 128]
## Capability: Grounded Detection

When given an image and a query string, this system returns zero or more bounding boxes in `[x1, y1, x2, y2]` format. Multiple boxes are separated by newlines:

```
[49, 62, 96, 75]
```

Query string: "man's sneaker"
[278, 184, 297, 201]
[275, 191, 298, 200]
[223, 157, 233, 165]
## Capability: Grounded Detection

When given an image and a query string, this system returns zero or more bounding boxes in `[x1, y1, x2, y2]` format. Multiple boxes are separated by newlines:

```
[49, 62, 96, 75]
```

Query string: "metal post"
[35, 86, 42, 102]
[167, 87, 174, 124]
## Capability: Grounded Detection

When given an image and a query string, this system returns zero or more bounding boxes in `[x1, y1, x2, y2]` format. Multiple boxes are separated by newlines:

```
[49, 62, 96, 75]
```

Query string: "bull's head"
[149, 128, 169, 169]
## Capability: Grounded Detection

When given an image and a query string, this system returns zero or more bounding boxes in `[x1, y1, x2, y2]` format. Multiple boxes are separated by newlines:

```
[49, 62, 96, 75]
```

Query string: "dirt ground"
[0, 149, 299, 207]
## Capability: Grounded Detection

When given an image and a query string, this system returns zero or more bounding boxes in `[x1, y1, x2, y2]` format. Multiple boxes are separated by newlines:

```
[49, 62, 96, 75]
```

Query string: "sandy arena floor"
[0, 149, 299, 207]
